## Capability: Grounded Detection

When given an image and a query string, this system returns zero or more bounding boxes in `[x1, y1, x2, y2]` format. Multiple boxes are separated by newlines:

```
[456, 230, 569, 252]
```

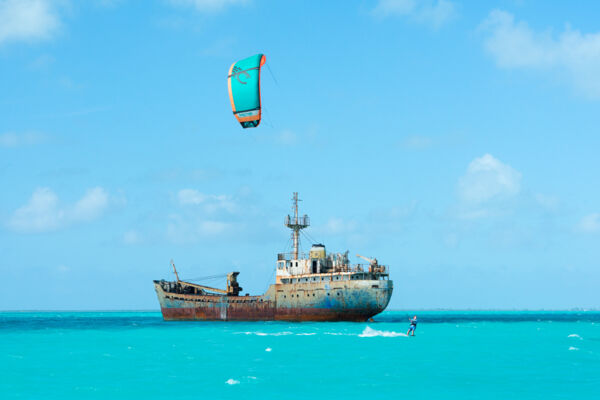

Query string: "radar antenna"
[285, 192, 310, 260]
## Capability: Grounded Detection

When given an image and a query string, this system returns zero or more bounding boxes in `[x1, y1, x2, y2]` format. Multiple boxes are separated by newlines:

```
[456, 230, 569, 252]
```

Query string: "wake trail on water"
[235, 327, 409, 337]
[359, 326, 407, 338]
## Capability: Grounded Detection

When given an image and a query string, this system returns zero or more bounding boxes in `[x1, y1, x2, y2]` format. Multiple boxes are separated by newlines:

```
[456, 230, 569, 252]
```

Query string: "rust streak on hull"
[155, 279, 393, 322]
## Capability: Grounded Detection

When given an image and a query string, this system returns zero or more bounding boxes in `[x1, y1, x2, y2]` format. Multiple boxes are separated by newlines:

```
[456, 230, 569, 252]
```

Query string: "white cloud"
[197, 220, 229, 234]
[400, 135, 434, 149]
[177, 188, 207, 205]
[57, 264, 69, 273]
[71, 187, 109, 221]
[577, 213, 600, 234]
[458, 154, 521, 204]
[29, 53, 55, 69]
[372, 0, 456, 29]
[534, 193, 559, 212]
[167, 214, 231, 243]
[373, 0, 416, 16]
[167, 0, 248, 13]
[481, 9, 600, 98]
[321, 217, 358, 235]
[0, 132, 46, 147]
[0, 0, 60, 45]
[167, 189, 240, 243]
[177, 189, 236, 213]
[277, 130, 298, 146]
[123, 230, 142, 245]
[8, 187, 109, 233]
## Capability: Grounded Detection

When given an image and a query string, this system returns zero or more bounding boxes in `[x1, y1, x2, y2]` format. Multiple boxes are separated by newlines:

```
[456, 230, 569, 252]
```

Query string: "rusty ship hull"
[154, 277, 393, 322]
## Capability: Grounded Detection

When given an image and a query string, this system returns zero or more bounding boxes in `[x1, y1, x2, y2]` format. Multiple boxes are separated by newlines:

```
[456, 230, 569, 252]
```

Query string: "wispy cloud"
[400, 135, 435, 150]
[123, 229, 142, 245]
[8, 187, 109, 233]
[177, 189, 237, 213]
[534, 193, 560, 213]
[56, 264, 70, 273]
[320, 217, 359, 235]
[167, 0, 248, 13]
[167, 214, 233, 244]
[481, 9, 600, 98]
[0, 132, 46, 147]
[276, 130, 298, 146]
[372, 0, 457, 29]
[576, 213, 600, 234]
[0, 0, 60, 45]
[166, 190, 241, 243]
[200, 37, 236, 57]
[455, 154, 521, 219]
[28, 53, 55, 70]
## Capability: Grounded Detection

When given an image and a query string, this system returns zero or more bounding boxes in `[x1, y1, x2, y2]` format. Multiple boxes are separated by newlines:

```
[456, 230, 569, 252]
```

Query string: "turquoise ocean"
[1, 311, 599, 399]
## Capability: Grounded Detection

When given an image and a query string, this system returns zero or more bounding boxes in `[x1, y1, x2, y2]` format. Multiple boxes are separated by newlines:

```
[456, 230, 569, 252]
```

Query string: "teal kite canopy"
[227, 54, 266, 129]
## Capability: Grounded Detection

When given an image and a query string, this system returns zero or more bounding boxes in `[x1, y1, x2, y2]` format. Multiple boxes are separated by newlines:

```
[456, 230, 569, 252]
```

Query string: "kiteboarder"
[407, 315, 417, 336]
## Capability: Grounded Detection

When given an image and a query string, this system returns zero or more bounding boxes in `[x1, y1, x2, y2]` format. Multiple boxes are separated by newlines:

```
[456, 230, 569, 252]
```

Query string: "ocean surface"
[1, 311, 599, 399]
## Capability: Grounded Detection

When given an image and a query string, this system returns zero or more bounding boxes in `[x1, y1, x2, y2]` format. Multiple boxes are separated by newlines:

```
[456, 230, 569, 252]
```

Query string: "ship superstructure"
[154, 193, 393, 321]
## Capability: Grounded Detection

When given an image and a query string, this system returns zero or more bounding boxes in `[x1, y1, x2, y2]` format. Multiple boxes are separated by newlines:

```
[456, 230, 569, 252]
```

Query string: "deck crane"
[356, 254, 386, 274]
[356, 254, 378, 267]
[170, 260, 242, 296]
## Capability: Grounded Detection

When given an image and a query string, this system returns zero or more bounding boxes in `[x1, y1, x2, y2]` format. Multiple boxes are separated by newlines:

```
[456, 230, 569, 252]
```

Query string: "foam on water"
[225, 379, 240, 385]
[568, 346, 579, 351]
[359, 326, 407, 338]
[239, 331, 293, 336]
[567, 334, 582, 339]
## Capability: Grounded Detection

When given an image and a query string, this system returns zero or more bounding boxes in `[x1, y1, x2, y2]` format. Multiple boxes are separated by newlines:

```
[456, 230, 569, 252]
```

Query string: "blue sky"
[1, 0, 599, 310]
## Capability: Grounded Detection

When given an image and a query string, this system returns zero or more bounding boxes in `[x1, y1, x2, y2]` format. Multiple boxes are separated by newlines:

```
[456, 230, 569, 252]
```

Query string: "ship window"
[312, 293, 315, 297]
[283, 295, 286, 298]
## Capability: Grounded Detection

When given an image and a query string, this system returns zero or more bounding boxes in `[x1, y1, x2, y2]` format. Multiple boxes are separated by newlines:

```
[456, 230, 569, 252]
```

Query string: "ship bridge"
[275, 193, 389, 284]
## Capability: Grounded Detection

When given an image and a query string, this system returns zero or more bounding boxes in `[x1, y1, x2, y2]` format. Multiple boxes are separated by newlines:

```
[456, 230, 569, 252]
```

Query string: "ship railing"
[284, 215, 310, 227]
[323, 264, 388, 274]
[277, 252, 309, 261]
[353, 264, 388, 275]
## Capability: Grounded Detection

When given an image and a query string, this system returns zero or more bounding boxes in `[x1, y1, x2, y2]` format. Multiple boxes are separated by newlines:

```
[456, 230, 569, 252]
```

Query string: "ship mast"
[285, 192, 309, 260]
